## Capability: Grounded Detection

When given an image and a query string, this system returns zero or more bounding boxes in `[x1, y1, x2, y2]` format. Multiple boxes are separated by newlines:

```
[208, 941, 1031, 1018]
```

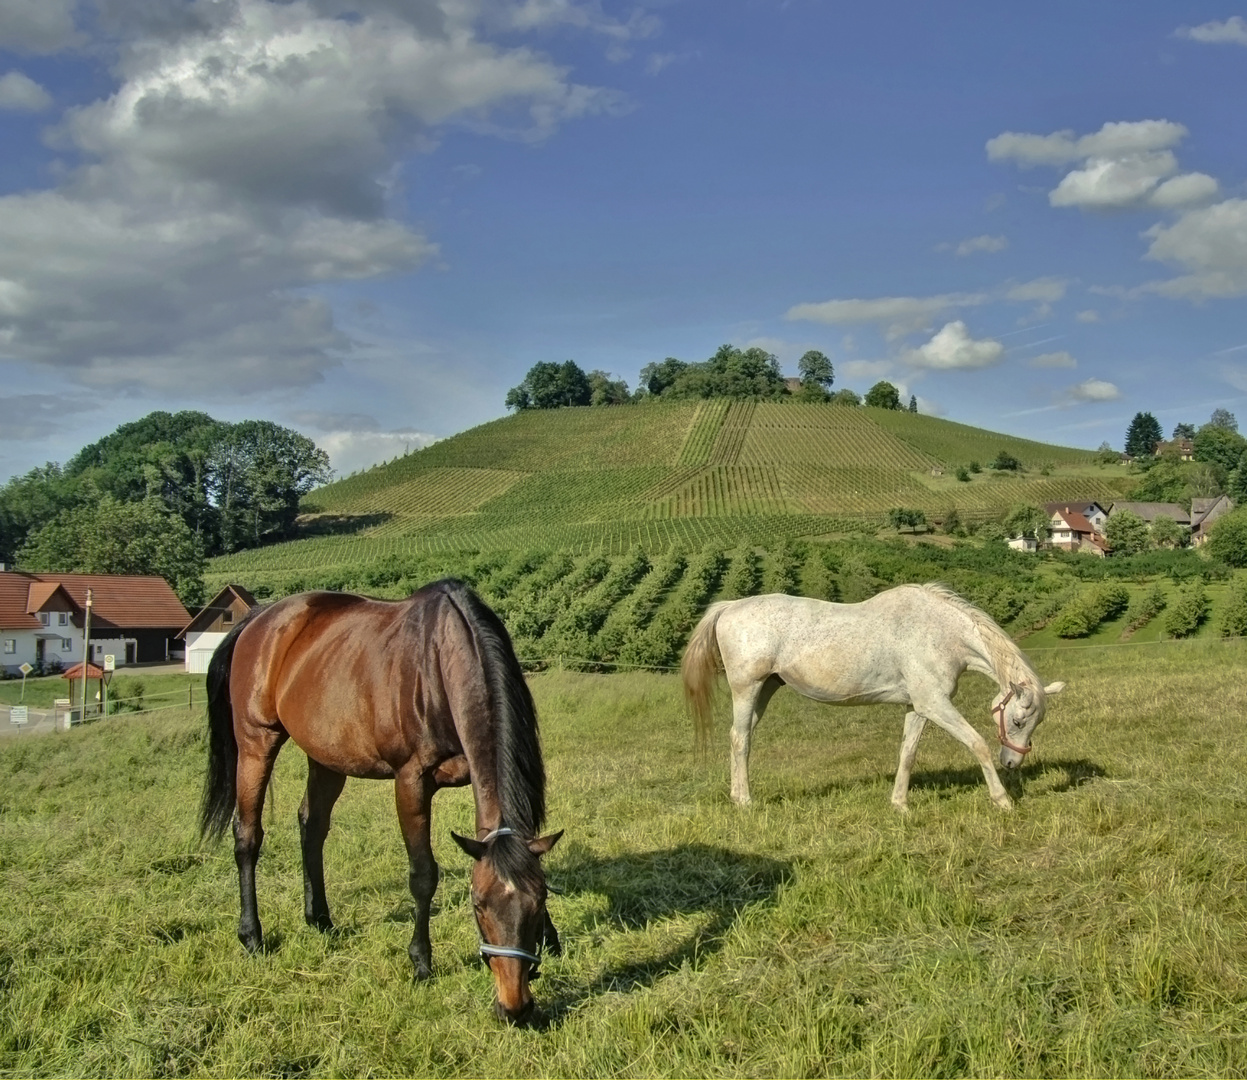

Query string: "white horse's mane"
[914, 582, 1040, 691]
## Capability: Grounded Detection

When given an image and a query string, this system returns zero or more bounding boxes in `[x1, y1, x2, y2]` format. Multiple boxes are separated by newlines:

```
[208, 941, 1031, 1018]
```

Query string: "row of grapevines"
[708, 401, 756, 465]
[592, 549, 689, 662]
[676, 399, 729, 466]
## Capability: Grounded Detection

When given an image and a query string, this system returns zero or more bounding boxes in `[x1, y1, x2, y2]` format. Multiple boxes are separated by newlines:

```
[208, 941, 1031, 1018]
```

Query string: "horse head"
[451, 828, 563, 1028]
[994, 679, 1066, 768]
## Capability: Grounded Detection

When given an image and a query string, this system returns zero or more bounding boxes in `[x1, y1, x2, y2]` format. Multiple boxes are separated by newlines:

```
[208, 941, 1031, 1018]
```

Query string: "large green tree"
[1193, 423, 1247, 479]
[505, 361, 593, 410]
[1207, 507, 1247, 567]
[1124, 412, 1163, 458]
[863, 381, 902, 410]
[18, 495, 205, 606]
[1105, 509, 1150, 556]
[662, 345, 788, 401]
[796, 350, 834, 401]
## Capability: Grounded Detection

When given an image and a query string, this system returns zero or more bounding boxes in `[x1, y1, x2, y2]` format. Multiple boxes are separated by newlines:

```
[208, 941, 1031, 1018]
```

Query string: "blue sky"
[1, 1, 1245, 481]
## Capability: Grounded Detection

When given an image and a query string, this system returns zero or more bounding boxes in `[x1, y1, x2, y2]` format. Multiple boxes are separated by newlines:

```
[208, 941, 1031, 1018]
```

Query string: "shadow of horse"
[795, 757, 1107, 805]
[540, 842, 793, 1023]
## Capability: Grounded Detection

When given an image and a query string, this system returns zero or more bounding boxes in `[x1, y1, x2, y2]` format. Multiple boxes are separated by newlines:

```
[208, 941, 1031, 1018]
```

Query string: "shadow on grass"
[791, 757, 1107, 805]
[541, 842, 793, 1025]
[294, 512, 394, 538]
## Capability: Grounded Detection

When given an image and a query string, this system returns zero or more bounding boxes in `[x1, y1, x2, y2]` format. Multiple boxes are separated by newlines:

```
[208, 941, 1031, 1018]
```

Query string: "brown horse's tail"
[682, 601, 731, 752]
[200, 614, 254, 841]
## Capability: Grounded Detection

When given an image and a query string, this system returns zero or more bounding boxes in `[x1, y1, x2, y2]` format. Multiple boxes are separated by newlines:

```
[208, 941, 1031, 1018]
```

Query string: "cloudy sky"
[1, 1, 1245, 481]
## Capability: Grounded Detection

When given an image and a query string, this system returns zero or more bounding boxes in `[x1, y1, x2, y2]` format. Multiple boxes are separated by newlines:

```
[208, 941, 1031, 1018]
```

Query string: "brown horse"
[199, 579, 562, 1027]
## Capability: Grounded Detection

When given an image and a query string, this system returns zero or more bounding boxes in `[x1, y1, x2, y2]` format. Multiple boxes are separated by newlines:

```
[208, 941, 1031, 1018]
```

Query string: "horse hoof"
[307, 914, 334, 933]
[411, 963, 433, 982]
[890, 800, 909, 814]
[238, 929, 263, 954]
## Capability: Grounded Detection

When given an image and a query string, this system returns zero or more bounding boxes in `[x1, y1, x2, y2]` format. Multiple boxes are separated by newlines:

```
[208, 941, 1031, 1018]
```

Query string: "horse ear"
[528, 830, 564, 857]
[1043, 681, 1066, 696]
[451, 831, 487, 860]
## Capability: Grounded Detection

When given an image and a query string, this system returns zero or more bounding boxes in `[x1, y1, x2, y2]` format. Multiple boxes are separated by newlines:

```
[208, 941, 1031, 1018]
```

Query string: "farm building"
[1047, 506, 1108, 556]
[1191, 495, 1233, 546]
[178, 584, 258, 674]
[0, 570, 190, 676]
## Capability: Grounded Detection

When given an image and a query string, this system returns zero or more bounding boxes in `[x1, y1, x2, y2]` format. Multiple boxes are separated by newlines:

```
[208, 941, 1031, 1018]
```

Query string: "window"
[222, 610, 234, 625]
[58, 612, 68, 626]
[3, 639, 15, 654]
[61, 638, 72, 651]
[39, 612, 49, 626]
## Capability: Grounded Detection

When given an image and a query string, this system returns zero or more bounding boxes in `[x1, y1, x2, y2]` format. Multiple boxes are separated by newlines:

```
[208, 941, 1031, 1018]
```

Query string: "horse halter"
[474, 827, 546, 979]
[992, 687, 1031, 756]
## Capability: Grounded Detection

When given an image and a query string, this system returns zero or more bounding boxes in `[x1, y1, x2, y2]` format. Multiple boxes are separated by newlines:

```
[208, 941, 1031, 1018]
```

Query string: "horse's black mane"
[436, 579, 547, 892]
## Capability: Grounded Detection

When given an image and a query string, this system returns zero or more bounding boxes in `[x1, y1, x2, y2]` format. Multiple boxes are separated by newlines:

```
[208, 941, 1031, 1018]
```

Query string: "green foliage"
[637, 357, 688, 397]
[1003, 504, 1048, 540]
[1105, 509, 1150, 556]
[1163, 584, 1209, 638]
[829, 388, 860, 406]
[1125, 411, 1163, 458]
[955, 466, 970, 482]
[1206, 508, 1247, 567]
[1192, 422, 1247, 479]
[1124, 583, 1168, 635]
[886, 507, 926, 533]
[18, 494, 205, 606]
[863, 380, 901, 410]
[990, 449, 1022, 471]
[505, 360, 593, 410]
[722, 545, 762, 600]
[660, 344, 788, 402]
[796, 349, 834, 392]
[1149, 514, 1187, 549]
[969, 460, 982, 473]
[1218, 580, 1247, 638]
[1050, 583, 1130, 638]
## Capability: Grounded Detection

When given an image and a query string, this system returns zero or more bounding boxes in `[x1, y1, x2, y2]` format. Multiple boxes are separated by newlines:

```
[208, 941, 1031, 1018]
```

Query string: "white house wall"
[185, 630, 229, 674]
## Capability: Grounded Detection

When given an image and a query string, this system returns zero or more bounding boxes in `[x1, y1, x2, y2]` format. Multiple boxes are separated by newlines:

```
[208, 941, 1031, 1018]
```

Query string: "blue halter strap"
[475, 827, 545, 973]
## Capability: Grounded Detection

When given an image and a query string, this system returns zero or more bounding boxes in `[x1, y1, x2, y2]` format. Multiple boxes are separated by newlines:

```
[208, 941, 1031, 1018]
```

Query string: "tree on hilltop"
[1172, 422, 1195, 440]
[659, 344, 788, 401]
[796, 350, 834, 401]
[864, 381, 901, 410]
[505, 360, 592, 410]
[1209, 408, 1238, 433]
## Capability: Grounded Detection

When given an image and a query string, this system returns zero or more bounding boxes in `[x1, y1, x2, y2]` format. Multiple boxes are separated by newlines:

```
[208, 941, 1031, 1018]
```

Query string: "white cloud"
[1176, 16, 1247, 45]
[953, 234, 1008, 256]
[0, 70, 51, 110]
[1029, 351, 1077, 369]
[0, 0, 625, 395]
[1064, 378, 1121, 403]
[1076, 309, 1100, 323]
[300, 423, 440, 476]
[784, 291, 988, 338]
[1143, 197, 1247, 298]
[903, 321, 1004, 370]
[0, 0, 78, 53]
[1006, 277, 1068, 303]
[989, 119, 1216, 212]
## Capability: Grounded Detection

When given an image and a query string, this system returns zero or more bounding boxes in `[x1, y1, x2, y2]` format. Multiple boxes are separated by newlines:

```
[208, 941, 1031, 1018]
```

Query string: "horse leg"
[395, 765, 438, 981]
[728, 674, 782, 806]
[299, 757, 347, 932]
[920, 698, 1014, 810]
[233, 727, 287, 953]
[891, 710, 928, 812]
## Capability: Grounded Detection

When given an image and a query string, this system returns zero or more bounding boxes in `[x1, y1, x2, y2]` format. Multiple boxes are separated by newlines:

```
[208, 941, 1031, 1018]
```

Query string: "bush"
[955, 466, 971, 482]
[990, 450, 1022, 471]
[1051, 583, 1130, 638]
[1206, 508, 1247, 567]
[1218, 580, 1247, 638]
[1163, 585, 1210, 638]
[1124, 584, 1168, 635]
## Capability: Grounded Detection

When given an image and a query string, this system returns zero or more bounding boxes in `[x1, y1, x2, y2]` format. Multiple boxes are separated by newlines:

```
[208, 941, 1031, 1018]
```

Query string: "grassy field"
[2, 640, 1245, 1077]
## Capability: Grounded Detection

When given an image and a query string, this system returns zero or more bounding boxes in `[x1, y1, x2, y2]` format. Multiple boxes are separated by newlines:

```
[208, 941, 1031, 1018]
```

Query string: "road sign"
[104, 654, 115, 672]
[18, 663, 32, 675]
[10, 706, 28, 726]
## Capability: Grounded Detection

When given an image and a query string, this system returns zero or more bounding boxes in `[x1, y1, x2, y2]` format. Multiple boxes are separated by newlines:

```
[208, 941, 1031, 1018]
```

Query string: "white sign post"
[103, 655, 115, 716]
[18, 661, 32, 703]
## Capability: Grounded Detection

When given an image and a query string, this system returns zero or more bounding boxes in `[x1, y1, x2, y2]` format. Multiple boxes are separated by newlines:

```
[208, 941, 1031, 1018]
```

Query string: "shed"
[179, 584, 258, 674]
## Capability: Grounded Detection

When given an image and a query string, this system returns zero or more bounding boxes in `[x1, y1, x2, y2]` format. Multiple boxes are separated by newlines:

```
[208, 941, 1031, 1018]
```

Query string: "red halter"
[992, 687, 1031, 755]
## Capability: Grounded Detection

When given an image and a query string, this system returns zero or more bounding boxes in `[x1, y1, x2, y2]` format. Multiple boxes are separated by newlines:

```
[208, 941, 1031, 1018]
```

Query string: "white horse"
[682, 584, 1065, 811]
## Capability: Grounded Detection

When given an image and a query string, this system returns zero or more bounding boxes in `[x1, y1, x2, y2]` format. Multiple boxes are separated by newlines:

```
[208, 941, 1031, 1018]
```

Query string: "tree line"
[505, 346, 916, 412]
[0, 412, 332, 605]
[1120, 408, 1247, 510]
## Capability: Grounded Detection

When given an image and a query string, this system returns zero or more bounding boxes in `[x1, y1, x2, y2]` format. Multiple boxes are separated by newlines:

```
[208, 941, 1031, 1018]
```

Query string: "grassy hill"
[197, 399, 1177, 664]
[281, 400, 1128, 554]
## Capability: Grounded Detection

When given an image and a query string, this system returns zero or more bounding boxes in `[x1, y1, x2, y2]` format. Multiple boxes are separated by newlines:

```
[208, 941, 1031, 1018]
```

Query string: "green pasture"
[2, 641, 1246, 1077]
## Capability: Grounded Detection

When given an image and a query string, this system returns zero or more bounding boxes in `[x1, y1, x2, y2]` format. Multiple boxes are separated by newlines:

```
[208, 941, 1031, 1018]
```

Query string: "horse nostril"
[496, 998, 540, 1028]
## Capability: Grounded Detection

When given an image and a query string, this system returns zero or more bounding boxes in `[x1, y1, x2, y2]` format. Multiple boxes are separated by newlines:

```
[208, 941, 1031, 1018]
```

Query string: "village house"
[1191, 495, 1234, 546]
[178, 584, 258, 674]
[1108, 501, 1192, 529]
[0, 570, 190, 676]
[1045, 504, 1108, 556]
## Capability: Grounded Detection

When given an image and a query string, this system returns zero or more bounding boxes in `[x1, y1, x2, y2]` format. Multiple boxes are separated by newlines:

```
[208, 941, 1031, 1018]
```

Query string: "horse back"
[230, 589, 475, 779]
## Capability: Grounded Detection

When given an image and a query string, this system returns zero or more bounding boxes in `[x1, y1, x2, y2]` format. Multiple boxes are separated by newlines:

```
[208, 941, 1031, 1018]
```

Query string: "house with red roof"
[1048, 505, 1108, 556]
[0, 570, 190, 676]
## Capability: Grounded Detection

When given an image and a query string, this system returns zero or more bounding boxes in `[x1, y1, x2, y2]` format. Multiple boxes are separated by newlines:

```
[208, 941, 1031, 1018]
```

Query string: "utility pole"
[81, 588, 92, 720]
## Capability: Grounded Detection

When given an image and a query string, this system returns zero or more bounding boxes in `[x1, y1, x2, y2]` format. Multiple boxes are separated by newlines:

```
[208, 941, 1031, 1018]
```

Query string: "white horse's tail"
[682, 601, 732, 751]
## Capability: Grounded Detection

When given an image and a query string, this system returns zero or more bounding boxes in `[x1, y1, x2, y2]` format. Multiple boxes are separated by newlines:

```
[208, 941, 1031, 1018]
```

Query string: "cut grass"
[2, 641, 1246, 1076]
